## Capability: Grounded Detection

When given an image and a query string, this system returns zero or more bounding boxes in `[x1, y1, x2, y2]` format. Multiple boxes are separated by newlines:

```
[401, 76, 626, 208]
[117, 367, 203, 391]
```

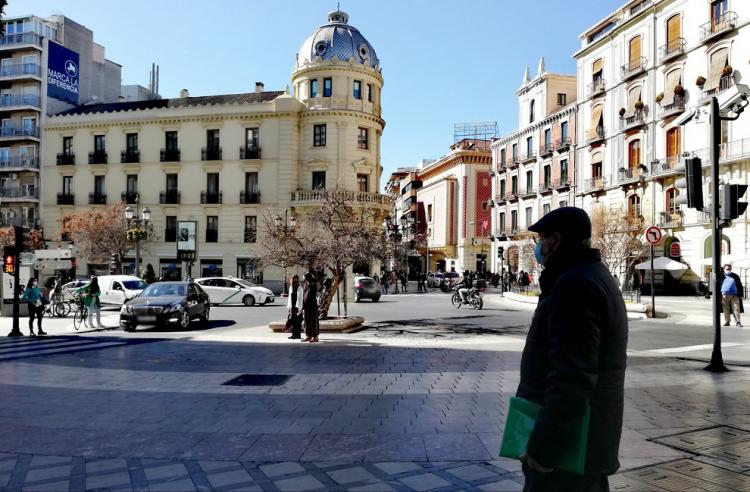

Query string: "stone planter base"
[269, 316, 366, 334]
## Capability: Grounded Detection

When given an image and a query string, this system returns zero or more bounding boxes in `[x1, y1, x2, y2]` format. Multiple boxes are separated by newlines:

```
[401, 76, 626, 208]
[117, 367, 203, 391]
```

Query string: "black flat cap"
[528, 207, 592, 240]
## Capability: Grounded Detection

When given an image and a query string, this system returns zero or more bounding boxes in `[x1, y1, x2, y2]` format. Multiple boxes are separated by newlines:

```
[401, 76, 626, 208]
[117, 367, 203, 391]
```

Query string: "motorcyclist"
[458, 270, 472, 304]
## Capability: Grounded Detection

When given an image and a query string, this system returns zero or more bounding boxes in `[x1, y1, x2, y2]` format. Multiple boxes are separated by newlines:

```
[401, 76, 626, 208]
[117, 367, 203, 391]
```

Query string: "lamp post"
[125, 201, 150, 278]
[274, 210, 296, 296]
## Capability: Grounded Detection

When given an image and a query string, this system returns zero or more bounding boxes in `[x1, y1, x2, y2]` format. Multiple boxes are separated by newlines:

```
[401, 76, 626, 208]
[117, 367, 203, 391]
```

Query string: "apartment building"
[41, 9, 388, 288]
[575, 0, 750, 285]
[490, 59, 577, 275]
[0, 15, 121, 230]
[384, 167, 424, 277]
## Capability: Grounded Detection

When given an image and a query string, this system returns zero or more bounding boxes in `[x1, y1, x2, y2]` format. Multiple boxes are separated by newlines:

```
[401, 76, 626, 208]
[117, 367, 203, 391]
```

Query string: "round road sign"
[645, 226, 662, 245]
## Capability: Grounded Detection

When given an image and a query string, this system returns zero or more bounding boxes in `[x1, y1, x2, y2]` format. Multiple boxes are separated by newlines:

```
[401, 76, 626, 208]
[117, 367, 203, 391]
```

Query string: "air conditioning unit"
[8, 173, 17, 180]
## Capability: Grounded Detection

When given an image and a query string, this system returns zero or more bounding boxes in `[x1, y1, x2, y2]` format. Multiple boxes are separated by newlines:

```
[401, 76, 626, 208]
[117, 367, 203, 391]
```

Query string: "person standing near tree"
[22, 278, 47, 336]
[303, 272, 319, 343]
[287, 275, 303, 339]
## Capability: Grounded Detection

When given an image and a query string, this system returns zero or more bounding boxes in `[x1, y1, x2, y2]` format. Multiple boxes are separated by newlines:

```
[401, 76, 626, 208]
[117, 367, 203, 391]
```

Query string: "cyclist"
[77, 276, 106, 329]
[458, 270, 472, 305]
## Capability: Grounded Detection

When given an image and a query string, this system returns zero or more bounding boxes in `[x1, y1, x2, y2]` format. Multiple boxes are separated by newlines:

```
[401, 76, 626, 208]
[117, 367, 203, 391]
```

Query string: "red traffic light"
[3, 252, 14, 274]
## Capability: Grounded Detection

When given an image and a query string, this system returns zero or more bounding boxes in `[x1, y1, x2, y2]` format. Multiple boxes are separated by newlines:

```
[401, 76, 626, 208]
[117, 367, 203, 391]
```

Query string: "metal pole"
[500, 256, 505, 296]
[706, 96, 728, 372]
[650, 244, 655, 317]
[8, 226, 23, 336]
[283, 209, 289, 297]
[135, 238, 140, 278]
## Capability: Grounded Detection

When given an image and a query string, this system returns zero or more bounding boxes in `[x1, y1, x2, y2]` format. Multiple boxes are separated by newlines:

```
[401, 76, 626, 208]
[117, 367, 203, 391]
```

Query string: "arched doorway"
[703, 234, 731, 277]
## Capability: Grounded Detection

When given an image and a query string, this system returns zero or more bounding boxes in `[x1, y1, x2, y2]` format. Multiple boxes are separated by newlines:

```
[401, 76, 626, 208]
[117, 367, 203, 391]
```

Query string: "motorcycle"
[451, 286, 483, 310]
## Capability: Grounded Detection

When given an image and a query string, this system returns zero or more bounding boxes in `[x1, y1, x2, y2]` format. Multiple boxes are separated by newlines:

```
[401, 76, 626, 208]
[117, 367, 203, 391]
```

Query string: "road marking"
[649, 343, 743, 354]
[0, 338, 127, 361]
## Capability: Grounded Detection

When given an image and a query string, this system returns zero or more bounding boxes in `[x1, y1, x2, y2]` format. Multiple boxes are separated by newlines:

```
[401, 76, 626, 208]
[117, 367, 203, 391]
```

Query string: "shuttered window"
[624, 86, 643, 119]
[629, 36, 642, 67]
[705, 49, 729, 91]
[667, 15, 681, 48]
[628, 140, 641, 168]
[661, 70, 682, 107]
[666, 127, 681, 159]
[587, 106, 604, 139]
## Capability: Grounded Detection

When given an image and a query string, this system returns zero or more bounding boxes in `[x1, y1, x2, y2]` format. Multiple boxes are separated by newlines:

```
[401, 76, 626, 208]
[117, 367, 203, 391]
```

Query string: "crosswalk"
[0, 335, 129, 362]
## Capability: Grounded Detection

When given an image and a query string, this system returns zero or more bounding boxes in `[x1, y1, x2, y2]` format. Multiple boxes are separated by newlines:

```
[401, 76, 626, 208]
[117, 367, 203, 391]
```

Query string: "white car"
[194, 277, 274, 306]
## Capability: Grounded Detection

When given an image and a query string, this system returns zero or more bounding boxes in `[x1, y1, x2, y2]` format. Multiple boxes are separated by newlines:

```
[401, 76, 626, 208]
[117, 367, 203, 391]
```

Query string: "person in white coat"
[287, 275, 303, 339]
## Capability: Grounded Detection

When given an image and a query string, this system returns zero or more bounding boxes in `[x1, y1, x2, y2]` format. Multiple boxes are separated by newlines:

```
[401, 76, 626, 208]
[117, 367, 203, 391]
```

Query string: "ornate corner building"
[40, 9, 389, 289]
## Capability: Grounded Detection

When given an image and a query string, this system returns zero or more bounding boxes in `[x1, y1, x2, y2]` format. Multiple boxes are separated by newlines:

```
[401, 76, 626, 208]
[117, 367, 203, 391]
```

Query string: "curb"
[499, 291, 651, 319]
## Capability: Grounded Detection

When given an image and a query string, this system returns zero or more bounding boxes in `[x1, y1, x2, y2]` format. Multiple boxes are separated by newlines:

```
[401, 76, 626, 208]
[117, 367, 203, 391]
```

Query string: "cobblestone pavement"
[3, 316, 750, 490]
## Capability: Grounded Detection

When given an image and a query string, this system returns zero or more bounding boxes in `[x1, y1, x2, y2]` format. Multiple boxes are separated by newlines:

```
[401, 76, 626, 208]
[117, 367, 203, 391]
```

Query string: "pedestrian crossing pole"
[7, 226, 23, 337]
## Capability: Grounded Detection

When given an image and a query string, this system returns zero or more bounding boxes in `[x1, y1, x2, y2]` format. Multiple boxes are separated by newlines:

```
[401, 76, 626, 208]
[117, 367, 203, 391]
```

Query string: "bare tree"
[261, 189, 386, 319]
[591, 205, 649, 287]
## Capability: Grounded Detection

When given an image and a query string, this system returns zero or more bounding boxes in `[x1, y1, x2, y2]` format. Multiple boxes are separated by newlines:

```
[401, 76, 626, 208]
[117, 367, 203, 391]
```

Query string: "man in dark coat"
[516, 207, 628, 492]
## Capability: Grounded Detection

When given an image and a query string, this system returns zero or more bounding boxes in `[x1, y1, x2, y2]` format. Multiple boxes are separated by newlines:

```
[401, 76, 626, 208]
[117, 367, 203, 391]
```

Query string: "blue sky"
[13, 0, 624, 184]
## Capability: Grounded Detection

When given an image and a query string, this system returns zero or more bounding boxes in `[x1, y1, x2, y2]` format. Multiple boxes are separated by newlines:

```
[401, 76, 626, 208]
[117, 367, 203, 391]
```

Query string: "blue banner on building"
[47, 41, 79, 105]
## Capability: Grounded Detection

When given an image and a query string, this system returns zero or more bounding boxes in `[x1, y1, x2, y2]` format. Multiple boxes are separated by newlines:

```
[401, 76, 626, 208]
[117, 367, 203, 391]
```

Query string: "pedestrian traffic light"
[3, 246, 15, 274]
[497, 246, 504, 258]
[719, 184, 749, 220]
[675, 156, 704, 210]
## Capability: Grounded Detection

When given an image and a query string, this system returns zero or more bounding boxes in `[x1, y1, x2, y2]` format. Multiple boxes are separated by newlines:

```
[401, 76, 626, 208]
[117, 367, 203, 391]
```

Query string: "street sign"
[670, 242, 681, 258]
[645, 226, 662, 245]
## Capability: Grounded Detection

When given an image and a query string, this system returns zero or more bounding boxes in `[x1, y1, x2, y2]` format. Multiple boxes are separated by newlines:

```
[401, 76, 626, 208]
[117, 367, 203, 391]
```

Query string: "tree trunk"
[318, 274, 341, 320]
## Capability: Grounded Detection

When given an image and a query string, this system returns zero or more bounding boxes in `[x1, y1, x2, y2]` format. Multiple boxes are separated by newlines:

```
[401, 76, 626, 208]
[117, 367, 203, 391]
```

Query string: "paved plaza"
[1, 293, 750, 490]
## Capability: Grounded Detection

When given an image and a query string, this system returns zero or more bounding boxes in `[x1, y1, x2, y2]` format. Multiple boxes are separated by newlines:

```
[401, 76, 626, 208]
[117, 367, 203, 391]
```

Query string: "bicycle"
[72, 297, 88, 331]
[43, 294, 72, 318]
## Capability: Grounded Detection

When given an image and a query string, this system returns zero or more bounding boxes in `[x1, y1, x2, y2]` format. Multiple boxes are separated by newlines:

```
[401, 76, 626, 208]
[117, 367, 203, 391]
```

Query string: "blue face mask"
[534, 240, 545, 266]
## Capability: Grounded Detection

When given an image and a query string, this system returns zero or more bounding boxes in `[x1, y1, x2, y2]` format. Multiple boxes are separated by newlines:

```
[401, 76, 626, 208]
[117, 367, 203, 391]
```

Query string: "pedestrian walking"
[302, 272, 319, 343]
[78, 276, 106, 329]
[400, 271, 408, 292]
[286, 275, 303, 339]
[514, 207, 628, 491]
[391, 271, 399, 294]
[382, 272, 389, 294]
[21, 278, 47, 336]
[721, 264, 744, 327]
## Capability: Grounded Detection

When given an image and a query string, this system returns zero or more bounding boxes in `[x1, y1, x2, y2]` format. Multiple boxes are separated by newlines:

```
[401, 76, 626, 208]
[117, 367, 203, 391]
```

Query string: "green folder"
[499, 396, 590, 475]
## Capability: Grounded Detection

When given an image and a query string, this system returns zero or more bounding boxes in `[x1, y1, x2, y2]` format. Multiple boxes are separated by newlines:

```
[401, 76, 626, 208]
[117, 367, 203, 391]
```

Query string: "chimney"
[179, 89, 189, 98]
[255, 81, 264, 93]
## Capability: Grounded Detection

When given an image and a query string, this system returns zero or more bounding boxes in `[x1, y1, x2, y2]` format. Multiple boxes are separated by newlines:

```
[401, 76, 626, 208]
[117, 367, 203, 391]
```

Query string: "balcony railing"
[0, 63, 41, 78]
[621, 57, 647, 80]
[290, 189, 391, 206]
[57, 193, 74, 205]
[244, 228, 258, 243]
[520, 151, 537, 164]
[0, 156, 38, 170]
[507, 191, 519, 202]
[159, 191, 181, 204]
[239, 146, 261, 160]
[201, 191, 223, 204]
[506, 157, 519, 169]
[700, 11, 738, 43]
[539, 143, 554, 157]
[585, 127, 606, 145]
[0, 126, 40, 138]
[620, 109, 646, 131]
[588, 79, 606, 98]
[628, 0, 652, 18]
[659, 38, 686, 63]
[0, 33, 42, 48]
[0, 187, 38, 200]
[555, 137, 572, 152]
[56, 153, 75, 165]
[164, 228, 177, 243]
[521, 187, 537, 198]
[658, 211, 683, 228]
[160, 149, 180, 162]
[651, 156, 680, 176]
[89, 151, 108, 164]
[701, 75, 735, 101]
[120, 149, 140, 163]
[205, 229, 218, 243]
[0, 94, 41, 108]
[583, 176, 607, 193]
[201, 147, 222, 161]
[539, 181, 553, 194]
[89, 193, 107, 205]
[121, 191, 139, 204]
[618, 166, 647, 184]
[495, 193, 507, 203]
[553, 177, 572, 190]
[240, 190, 261, 204]
[658, 95, 686, 119]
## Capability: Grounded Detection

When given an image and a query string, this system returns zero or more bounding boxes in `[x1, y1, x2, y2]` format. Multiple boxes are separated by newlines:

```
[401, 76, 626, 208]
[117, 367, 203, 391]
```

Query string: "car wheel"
[354, 295, 360, 303]
[122, 324, 135, 332]
[179, 310, 191, 329]
[243, 295, 256, 307]
[373, 296, 380, 302]
[200, 306, 210, 325]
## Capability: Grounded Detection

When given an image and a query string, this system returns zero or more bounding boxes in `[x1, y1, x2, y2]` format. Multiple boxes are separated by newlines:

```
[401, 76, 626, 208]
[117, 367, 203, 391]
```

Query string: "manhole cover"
[654, 426, 750, 452]
[625, 466, 726, 491]
[701, 440, 750, 466]
[222, 374, 291, 386]
[661, 459, 750, 490]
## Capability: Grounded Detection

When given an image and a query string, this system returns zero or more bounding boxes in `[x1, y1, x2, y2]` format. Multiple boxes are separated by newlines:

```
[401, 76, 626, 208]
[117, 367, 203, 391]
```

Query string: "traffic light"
[497, 246, 504, 258]
[675, 156, 704, 210]
[720, 184, 749, 221]
[3, 246, 15, 274]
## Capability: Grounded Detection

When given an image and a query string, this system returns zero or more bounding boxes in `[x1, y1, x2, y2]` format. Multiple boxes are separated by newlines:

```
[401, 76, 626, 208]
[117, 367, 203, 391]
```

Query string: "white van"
[97, 275, 148, 306]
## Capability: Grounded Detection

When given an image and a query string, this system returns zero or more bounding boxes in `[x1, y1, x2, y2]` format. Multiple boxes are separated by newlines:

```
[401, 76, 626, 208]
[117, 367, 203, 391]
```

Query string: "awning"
[635, 256, 688, 270]
[586, 106, 603, 140]
[592, 58, 603, 75]
[661, 70, 681, 107]
[705, 49, 728, 91]
[624, 86, 642, 119]
[591, 151, 603, 164]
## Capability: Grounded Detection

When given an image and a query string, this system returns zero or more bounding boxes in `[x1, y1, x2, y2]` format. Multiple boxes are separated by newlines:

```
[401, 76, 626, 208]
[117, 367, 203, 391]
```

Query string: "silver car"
[194, 276, 274, 306]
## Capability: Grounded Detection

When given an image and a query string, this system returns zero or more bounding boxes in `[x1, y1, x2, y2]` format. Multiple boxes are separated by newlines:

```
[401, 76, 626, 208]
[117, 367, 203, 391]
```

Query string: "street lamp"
[125, 201, 150, 278]
[276, 210, 296, 296]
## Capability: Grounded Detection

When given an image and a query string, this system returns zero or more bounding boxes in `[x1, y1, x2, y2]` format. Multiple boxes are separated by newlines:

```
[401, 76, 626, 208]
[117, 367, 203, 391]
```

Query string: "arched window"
[628, 194, 641, 217]
[706, 47, 730, 93]
[628, 139, 641, 168]
[662, 69, 683, 108]
[666, 15, 682, 53]
[628, 35, 642, 70]
[666, 127, 681, 166]
[529, 100, 536, 123]
[666, 188, 677, 214]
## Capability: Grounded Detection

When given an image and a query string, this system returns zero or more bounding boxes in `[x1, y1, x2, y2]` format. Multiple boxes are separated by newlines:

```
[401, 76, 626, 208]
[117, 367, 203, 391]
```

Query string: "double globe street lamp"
[124, 204, 151, 278]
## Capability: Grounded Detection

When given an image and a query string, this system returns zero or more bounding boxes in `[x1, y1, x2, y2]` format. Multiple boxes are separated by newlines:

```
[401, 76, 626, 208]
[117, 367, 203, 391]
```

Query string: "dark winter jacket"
[516, 247, 628, 475]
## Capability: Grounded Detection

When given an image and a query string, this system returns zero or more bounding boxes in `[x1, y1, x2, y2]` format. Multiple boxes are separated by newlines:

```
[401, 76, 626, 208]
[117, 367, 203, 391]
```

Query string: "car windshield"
[123, 280, 148, 290]
[235, 279, 258, 288]
[360, 279, 375, 285]
[141, 284, 186, 297]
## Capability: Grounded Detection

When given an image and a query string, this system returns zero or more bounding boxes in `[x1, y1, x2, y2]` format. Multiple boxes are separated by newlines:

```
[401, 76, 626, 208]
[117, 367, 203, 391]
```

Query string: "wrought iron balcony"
[290, 189, 391, 207]
[539, 143, 554, 158]
[658, 95, 686, 119]
[495, 192, 507, 203]
[700, 11, 738, 43]
[658, 211, 683, 228]
[555, 137, 572, 152]
[588, 79, 606, 98]
[650, 156, 680, 176]
[701, 75, 735, 101]
[201, 147, 222, 161]
[520, 152, 537, 164]
[506, 191, 519, 202]
[506, 157, 519, 169]
[0, 94, 41, 108]
[620, 109, 647, 131]
[239, 146, 261, 159]
[520, 187, 537, 198]
[159, 191, 181, 204]
[585, 127, 606, 145]
[0, 63, 41, 78]
[239, 190, 261, 204]
[539, 181, 554, 194]
[88, 192, 107, 205]
[618, 166, 648, 184]
[121, 191, 139, 204]
[583, 177, 607, 193]
[120, 149, 140, 163]
[56, 153, 75, 165]
[89, 151, 108, 164]
[553, 177, 572, 191]
[244, 228, 257, 243]
[659, 38, 686, 63]
[160, 149, 180, 162]
[57, 193, 74, 205]
[0, 156, 38, 171]
[201, 191, 222, 204]
[621, 57, 647, 81]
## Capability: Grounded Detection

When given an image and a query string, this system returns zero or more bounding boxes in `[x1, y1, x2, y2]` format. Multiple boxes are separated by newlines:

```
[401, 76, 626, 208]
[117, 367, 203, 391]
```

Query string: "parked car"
[354, 276, 380, 302]
[61, 280, 89, 300]
[194, 276, 274, 306]
[120, 281, 210, 331]
[97, 275, 148, 306]
[426, 272, 445, 288]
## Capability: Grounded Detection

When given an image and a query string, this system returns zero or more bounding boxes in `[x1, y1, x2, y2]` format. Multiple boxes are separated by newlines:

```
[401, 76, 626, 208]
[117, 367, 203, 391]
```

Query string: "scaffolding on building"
[453, 122, 498, 145]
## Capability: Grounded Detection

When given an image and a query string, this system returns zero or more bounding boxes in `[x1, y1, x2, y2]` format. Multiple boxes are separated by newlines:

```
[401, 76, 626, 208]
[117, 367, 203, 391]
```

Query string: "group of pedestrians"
[285, 272, 320, 343]
[374, 270, 409, 294]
